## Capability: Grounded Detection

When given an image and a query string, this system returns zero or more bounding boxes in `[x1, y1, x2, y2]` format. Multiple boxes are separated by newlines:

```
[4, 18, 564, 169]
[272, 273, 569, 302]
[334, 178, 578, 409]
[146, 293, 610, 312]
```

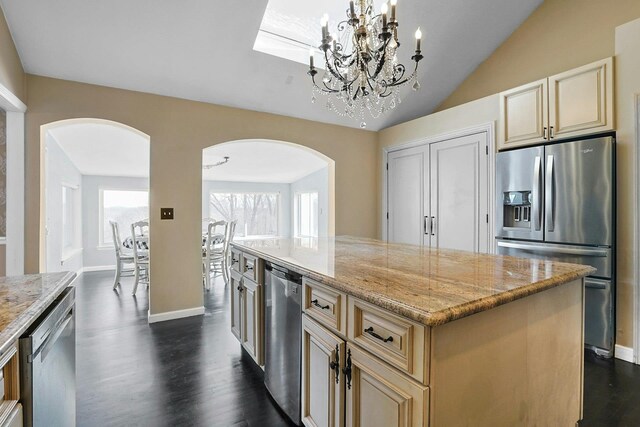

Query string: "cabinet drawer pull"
[364, 326, 394, 343]
[311, 299, 330, 310]
[329, 345, 340, 384]
[245, 265, 254, 272]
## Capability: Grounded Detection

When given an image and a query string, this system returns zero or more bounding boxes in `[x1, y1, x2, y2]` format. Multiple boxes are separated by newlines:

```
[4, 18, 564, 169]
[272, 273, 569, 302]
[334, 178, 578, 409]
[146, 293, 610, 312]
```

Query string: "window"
[209, 192, 279, 238]
[295, 192, 318, 238]
[100, 189, 149, 246]
[62, 185, 78, 252]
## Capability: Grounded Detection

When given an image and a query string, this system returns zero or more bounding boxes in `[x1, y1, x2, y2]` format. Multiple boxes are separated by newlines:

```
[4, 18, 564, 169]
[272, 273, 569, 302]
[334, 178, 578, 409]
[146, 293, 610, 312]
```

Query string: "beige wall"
[0, 8, 25, 102]
[614, 18, 640, 348]
[438, 0, 640, 111]
[25, 75, 378, 315]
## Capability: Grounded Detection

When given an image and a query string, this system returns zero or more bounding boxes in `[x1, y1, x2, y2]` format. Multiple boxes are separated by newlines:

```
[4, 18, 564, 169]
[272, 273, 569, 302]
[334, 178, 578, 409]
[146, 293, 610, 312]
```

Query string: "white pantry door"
[429, 133, 488, 252]
[387, 146, 428, 246]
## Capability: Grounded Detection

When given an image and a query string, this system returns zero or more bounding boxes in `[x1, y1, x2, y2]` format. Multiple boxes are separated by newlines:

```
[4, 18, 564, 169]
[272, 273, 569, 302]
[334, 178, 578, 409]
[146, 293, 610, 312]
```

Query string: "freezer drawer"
[585, 278, 614, 356]
[496, 240, 612, 279]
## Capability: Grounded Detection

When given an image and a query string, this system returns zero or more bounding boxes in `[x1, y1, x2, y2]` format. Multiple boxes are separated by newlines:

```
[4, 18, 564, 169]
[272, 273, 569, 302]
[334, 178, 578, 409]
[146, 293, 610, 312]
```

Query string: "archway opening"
[39, 119, 150, 285]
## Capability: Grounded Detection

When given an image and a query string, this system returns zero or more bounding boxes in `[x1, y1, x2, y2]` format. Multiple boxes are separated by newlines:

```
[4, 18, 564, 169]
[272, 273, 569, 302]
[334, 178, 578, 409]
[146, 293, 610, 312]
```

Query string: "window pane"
[102, 190, 149, 245]
[62, 186, 75, 250]
[209, 192, 279, 238]
[295, 192, 318, 238]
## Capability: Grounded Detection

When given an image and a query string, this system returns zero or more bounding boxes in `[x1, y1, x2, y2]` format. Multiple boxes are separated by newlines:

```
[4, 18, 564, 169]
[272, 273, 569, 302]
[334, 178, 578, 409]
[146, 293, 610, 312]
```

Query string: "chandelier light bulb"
[381, 3, 388, 14]
[415, 27, 422, 40]
[390, 0, 397, 5]
[321, 14, 329, 26]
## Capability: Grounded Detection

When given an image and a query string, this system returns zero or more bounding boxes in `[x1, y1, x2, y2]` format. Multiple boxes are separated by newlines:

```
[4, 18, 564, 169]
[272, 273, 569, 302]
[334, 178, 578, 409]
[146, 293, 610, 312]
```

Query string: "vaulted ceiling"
[0, 0, 541, 130]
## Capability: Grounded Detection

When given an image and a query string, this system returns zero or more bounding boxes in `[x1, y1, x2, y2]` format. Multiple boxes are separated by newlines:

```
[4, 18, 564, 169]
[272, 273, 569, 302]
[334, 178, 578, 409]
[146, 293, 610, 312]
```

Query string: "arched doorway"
[201, 139, 335, 240]
[39, 119, 150, 275]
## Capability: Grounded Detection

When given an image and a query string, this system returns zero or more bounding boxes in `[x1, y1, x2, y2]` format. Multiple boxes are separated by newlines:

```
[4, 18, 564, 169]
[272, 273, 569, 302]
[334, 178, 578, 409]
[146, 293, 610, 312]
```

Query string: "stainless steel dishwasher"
[264, 262, 302, 426]
[20, 286, 76, 427]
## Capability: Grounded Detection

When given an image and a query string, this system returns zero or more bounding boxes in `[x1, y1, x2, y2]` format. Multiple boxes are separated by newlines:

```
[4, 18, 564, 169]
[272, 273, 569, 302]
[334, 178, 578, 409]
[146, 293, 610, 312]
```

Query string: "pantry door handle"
[430, 216, 436, 236]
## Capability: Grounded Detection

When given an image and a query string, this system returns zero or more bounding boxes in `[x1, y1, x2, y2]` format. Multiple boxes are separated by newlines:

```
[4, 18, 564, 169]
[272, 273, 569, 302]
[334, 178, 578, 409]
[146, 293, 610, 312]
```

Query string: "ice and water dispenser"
[502, 191, 532, 229]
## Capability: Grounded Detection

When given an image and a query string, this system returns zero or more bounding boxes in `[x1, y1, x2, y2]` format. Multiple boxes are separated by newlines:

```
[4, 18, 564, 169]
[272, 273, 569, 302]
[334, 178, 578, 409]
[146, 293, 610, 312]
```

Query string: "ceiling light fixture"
[203, 156, 230, 169]
[307, 0, 423, 128]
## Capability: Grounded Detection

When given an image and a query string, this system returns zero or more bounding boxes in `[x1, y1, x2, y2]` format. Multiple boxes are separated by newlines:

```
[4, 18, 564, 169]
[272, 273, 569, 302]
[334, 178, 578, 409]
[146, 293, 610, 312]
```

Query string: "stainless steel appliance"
[496, 135, 615, 357]
[264, 262, 302, 425]
[20, 286, 76, 427]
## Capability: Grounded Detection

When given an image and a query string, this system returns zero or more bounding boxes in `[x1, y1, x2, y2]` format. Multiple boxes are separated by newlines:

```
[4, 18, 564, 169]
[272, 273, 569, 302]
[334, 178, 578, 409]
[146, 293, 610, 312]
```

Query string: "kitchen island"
[230, 236, 594, 427]
[0, 272, 76, 427]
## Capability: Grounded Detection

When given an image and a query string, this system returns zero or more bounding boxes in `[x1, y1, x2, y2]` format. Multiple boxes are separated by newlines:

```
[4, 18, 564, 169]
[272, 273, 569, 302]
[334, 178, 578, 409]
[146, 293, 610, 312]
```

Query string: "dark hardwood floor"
[76, 271, 640, 426]
[76, 271, 294, 427]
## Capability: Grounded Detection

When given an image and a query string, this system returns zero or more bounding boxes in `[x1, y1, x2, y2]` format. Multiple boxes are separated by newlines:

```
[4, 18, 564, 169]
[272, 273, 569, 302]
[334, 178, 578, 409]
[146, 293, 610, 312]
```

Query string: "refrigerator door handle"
[545, 155, 555, 232]
[497, 241, 609, 257]
[532, 156, 542, 231]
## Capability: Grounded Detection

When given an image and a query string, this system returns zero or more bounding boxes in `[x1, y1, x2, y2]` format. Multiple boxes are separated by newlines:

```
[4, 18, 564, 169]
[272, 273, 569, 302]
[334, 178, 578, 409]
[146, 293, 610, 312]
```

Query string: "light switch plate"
[160, 208, 174, 220]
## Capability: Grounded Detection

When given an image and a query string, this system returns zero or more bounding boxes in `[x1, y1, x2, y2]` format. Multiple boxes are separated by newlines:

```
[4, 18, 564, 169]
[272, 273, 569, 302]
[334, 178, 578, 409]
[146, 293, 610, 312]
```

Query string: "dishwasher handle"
[266, 263, 302, 284]
[33, 308, 73, 363]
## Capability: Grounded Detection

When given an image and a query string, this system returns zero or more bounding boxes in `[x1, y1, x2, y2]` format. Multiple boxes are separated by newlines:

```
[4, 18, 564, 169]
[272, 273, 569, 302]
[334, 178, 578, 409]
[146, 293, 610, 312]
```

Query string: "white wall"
[82, 175, 149, 269]
[45, 134, 82, 273]
[202, 180, 291, 238]
[290, 167, 330, 237]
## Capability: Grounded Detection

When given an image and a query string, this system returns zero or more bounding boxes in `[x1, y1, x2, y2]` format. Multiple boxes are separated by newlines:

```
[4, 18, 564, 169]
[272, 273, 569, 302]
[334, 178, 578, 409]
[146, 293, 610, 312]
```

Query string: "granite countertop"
[232, 236, 595, 326]
[0, 272, 76, 356]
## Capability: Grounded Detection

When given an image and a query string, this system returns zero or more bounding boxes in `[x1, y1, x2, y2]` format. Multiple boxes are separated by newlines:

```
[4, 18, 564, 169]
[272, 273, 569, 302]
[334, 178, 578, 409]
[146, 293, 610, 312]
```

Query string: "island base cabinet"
[345, 344, 428, 427]
[242, 277, 263, 365]
[429, 279, 584, 426]
[302, 315, 345, 427]
[230, 271, 243, 341]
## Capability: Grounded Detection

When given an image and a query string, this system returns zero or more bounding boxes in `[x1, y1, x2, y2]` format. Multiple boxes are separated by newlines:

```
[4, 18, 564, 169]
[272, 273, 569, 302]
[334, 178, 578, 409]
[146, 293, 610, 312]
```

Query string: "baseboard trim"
[148, 306, 205, 324]
[81, 265, 116, 273]
[615, 344, 634, 363]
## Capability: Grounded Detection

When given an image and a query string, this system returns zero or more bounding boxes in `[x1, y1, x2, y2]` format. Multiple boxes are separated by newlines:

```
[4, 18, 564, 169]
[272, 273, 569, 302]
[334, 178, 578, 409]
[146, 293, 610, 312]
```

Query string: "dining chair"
[222, 220, 237, 285]
[110, 221, 136, 290]
[203, 220, 227, 290]
[130, 220, 150, 295]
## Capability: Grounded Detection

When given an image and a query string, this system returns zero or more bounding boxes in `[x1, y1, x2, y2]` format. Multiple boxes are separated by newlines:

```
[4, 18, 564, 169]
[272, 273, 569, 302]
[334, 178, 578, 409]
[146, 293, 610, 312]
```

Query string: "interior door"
[429, 133, 489, 252]
[387, 146, 428, 246]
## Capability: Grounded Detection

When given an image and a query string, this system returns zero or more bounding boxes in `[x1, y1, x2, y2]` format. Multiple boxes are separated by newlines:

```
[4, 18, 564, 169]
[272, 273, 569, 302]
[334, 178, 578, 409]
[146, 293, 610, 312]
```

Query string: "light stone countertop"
[232, 236, 595, 326]
[0, 272, 76, 356]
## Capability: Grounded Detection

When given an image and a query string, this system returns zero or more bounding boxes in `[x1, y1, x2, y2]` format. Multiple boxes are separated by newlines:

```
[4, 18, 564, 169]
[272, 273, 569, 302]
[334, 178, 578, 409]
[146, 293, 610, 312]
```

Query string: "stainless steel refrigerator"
[495, 135, 615, 357]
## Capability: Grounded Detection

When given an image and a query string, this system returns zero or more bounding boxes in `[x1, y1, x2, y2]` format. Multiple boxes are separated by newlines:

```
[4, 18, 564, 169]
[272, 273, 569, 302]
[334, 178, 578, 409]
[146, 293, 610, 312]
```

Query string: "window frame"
[208, 191, 281, 239]
[98, 187, 149, 248]
[294, 191, 319, 238]
[61, 183, 81, 259]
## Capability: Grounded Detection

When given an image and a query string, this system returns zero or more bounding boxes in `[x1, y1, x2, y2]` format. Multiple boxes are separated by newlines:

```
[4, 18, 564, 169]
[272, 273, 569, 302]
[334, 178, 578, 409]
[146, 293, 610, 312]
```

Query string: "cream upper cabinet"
[548, 57, 614, 140]
[498, 57, 614, 150]
[344, 344, 428, 427]
[499, 78, 549, 149]
[302, 315, 345, 427]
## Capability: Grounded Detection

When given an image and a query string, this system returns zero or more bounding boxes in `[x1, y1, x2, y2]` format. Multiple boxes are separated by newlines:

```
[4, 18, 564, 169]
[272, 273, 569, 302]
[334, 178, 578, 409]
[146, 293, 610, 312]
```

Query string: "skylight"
[254, 0, 382, 68]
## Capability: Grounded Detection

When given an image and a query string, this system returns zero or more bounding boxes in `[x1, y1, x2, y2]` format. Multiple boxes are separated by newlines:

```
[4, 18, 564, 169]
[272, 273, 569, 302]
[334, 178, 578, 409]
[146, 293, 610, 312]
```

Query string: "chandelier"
[307, 0, 423, 128]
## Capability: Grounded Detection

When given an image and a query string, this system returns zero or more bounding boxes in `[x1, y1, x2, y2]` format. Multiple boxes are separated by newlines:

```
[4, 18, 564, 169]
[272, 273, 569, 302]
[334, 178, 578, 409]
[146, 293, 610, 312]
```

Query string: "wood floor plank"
[76, 271, 294, 427]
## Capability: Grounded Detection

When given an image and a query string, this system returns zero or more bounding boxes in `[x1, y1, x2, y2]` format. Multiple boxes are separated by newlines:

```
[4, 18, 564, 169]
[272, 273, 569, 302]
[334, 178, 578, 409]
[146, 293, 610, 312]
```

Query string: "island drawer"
[241, 253, 263, 284]
[302, 278, 347, 336]
[230, 248, 242, 273]
[348, 297, 429, 385]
